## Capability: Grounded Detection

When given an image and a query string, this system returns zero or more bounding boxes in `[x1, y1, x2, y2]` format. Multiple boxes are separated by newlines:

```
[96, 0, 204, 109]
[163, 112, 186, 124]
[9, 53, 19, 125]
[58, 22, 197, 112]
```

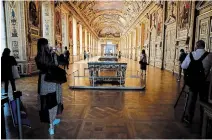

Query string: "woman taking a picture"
[35, 38, 63, 135]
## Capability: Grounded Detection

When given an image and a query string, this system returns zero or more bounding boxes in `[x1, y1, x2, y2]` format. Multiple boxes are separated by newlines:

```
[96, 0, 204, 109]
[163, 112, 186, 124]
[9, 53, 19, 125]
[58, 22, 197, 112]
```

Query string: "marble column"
[72, 17, 77, 61]
[42, 1, 54, 46]
[68, 14, 74, 63]
[5, 1, 27, 74]
[79, 24, 82, 60]
[85, 29, 87, 52]
[127, 35, 129, 58]
[130, 33, 132, 59]
[88, 32, 91, 54]
[61, 12, 68, 52]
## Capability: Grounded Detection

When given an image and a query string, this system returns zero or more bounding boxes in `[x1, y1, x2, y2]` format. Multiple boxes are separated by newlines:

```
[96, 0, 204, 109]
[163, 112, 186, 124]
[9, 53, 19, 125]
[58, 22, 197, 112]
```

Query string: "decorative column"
[126, 35, 129, 58]
[135, 28, 137, 61]
[93, 37, 95, 56]
[88, 32, 90, 53]
[68, 14, 73, 63]
[82, 26, 85, 58]
[130, 33, 132, 59]
[79, 24, 82, 60]
[98, 40, 101, 56]
[42, 1, 54, 46]
[124, 36, 126, 57]
[91, 35, 93, 57]
[72, 17, 77, 62]
[90, 34, 92, 56]
[61, 11, 68, 52]
[76, 22, 80, 61]
[85, 29, 87, 51]
[55, 2, 62, 53]
[5, 1, 28, 75]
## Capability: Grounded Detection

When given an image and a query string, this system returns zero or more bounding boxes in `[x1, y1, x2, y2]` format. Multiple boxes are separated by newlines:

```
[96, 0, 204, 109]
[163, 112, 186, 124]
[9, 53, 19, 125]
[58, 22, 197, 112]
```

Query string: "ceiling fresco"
[70, 1, 149, 38]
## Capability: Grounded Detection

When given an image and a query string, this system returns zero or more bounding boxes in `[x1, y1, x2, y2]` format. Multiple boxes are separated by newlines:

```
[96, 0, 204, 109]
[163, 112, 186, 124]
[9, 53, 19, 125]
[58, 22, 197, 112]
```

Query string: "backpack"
[184, 52, 209, 90]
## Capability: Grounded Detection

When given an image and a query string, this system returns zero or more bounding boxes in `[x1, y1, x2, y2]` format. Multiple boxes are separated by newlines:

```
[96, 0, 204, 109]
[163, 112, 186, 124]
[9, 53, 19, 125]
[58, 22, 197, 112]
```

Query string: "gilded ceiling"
[70, 1, 149, 38]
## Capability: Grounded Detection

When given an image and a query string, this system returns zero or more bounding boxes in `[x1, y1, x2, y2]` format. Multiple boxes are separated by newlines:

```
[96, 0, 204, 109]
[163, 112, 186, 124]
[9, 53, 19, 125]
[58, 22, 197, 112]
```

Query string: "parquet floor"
[2, 57, 202, 139]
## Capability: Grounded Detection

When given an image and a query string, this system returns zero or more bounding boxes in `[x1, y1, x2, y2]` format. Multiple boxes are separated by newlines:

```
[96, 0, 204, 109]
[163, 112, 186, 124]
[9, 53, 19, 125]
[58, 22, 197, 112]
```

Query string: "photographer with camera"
[181, 40, 212, 124]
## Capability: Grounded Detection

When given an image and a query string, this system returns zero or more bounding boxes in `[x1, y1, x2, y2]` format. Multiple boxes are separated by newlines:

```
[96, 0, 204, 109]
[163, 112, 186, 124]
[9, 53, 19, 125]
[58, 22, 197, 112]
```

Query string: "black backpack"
[184, 52, 209, 89]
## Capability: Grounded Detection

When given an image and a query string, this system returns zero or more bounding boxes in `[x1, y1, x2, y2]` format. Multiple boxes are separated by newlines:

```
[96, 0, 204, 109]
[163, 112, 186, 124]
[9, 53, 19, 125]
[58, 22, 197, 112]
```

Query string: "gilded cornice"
[123, 1, 155, 36]
[62, 2, 98, 39]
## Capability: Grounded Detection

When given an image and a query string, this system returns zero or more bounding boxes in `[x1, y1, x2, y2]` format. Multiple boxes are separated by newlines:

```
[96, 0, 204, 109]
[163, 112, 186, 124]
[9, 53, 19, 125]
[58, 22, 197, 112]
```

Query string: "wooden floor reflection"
[3, 57, 201, 139]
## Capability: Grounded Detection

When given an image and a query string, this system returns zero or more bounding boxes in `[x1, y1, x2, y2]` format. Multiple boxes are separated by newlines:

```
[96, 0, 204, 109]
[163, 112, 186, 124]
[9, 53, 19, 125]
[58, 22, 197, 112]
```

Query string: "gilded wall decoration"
[156, 10, 163, 36]
[167, 1, 177, 19]
[44, 19, 49, 36]
[200, 21, 208, 35]
[71, 1, 149, 38]
[77, 24, 80, 41]
[55, 10, 62, 36]
[12, 41, 19, 59]
[178, 1, 191, 30]
[150, 12, 156, 29]
[69, 20, 73, 40]
[9, 2, 18, 37]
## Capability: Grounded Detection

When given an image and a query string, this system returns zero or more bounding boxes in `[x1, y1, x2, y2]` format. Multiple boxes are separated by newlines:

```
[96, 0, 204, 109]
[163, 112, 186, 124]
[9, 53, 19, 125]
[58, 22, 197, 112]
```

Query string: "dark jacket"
[179, 52, 187, 63]
[1, 56, 17, 81]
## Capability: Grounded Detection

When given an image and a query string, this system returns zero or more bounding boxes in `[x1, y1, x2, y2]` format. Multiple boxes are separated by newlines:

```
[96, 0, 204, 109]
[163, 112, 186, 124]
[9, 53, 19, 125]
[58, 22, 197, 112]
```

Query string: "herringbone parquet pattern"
[2, 57, 201, 139]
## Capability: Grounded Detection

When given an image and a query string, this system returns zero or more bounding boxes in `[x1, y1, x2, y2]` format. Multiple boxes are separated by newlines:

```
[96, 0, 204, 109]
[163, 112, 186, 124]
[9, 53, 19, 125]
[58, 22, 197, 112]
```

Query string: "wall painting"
[156, 10, 163, 36]
[178, 1, 191, 30]
[55, 10, 62, 37]
[28, 1, 40, 36]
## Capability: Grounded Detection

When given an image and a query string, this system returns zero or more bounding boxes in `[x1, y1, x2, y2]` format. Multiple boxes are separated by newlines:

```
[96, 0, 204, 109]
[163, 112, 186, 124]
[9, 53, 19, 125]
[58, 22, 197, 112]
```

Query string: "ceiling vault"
[69, 1, 151, 38]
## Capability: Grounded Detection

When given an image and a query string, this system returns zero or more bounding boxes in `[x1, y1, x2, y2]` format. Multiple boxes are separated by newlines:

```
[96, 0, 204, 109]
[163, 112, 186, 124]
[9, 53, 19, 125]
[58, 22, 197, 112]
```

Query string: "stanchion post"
[13, 91, 23, 139]
[93, 76, 94, 87]
[1, 96, 8, 139]
[73, 74, 75, 87]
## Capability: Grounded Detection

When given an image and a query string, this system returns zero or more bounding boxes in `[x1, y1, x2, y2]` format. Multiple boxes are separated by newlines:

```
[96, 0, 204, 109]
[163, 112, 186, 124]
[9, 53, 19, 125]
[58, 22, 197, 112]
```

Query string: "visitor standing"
[84, 50, 86, 60]
[1, 48, 17, 94]
[139, 49, 147, 76]
[63, 46, 70, 69]
[87, 51, 90, 61]
[178, 49, 187, 81]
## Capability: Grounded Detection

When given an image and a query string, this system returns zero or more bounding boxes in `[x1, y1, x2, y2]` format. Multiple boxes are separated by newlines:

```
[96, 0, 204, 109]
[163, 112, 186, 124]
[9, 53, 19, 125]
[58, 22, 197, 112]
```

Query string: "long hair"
[142, 49, 145, 55]
[2, 48, 11, 57]
[35, 38, 53, 69]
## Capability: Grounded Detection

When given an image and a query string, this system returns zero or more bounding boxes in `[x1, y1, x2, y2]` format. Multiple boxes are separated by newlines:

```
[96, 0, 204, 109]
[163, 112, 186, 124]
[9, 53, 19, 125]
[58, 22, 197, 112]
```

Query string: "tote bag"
[12, 66, 20, 79]
[44, 66, 67, 84]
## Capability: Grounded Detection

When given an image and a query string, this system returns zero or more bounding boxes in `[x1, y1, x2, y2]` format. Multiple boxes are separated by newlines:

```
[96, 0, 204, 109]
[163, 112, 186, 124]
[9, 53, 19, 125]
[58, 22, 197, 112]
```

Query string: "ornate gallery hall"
[1, 1, 212, 139]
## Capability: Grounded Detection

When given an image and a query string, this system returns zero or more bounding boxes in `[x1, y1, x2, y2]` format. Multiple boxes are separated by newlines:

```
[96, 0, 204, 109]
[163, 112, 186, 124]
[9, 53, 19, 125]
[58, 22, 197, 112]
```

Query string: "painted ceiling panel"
[71, 1, 148, 38]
